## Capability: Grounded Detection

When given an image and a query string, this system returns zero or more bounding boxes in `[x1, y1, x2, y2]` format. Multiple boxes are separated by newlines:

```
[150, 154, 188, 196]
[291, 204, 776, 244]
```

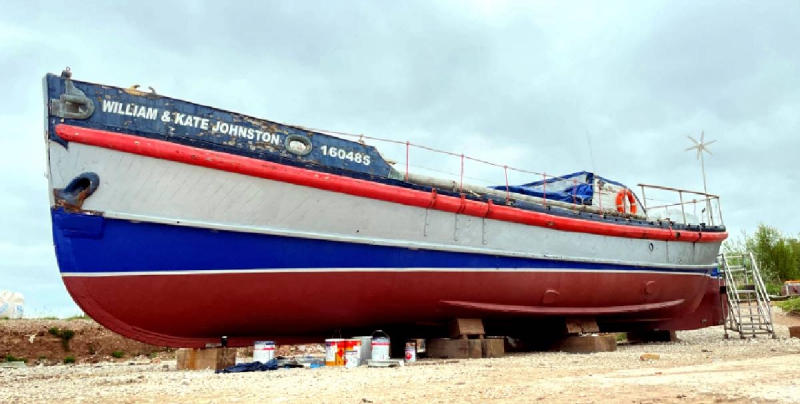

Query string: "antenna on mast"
[585, 129, 596, 174]
[685, 131, 716, 225]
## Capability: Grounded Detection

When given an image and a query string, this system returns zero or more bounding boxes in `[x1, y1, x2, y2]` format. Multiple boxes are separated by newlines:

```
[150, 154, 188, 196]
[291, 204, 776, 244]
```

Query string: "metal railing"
[637, 183, 723, 226]
[304, 125, 705, 221]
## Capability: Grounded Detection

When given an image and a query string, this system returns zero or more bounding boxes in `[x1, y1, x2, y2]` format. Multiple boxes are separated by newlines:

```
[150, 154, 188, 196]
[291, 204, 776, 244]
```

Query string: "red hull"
[64, 271, 722, 348]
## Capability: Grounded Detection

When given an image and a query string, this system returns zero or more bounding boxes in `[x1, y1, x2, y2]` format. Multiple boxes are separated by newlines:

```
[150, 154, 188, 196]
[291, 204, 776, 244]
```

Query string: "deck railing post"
[573, 178, 578, 212]
[707, 197, 715, 227]
[639, 185, 647, 212]
[459, 154, 464, 194]
[405, 141, 410, 181]
[597, 179, 603, 213]
[542, 172, 547, 206]
[503, 165, 510, 204]
[678, 191, 687, 225]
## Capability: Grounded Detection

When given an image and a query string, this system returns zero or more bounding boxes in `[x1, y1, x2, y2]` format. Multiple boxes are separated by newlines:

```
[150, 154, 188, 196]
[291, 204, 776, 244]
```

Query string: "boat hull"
[54, 207, 720, 347]
[43, 74, 728, 347]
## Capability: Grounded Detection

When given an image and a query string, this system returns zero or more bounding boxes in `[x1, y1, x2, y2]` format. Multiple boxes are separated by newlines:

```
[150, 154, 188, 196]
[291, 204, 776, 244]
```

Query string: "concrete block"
[176, 348, 236, 371]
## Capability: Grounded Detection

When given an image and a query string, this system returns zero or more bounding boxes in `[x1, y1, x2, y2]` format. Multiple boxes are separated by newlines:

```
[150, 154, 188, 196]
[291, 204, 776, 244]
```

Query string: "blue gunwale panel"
[45, 74, 393, 178]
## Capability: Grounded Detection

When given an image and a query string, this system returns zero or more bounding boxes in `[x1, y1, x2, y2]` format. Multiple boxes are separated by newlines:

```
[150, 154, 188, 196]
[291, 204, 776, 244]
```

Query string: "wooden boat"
[45, 69, 727, 347]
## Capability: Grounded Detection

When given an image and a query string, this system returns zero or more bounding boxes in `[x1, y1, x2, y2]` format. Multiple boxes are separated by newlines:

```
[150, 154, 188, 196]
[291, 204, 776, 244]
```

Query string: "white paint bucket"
[371, 330, 390, 361]
[405, 341, 416, 362]
[344, 339, 361, 368]
[253, 341, 275, 363]
[354, 336, 372, 363]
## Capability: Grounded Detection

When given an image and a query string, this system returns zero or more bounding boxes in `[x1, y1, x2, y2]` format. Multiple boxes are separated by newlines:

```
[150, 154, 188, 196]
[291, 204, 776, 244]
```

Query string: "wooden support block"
[790, 326, 800, 339]
[551, 335, 617, 354]
[427, 338, 482, 359]
[176, 348, 236, 371]
[627, 330, 678, 343]
[481, 337, 505, 358]
[565, 318, 599, 334]
[448, 318, 485, 339]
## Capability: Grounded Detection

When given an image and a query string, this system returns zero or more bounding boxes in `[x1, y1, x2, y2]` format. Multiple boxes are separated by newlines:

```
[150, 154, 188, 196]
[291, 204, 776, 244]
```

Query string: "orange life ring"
[615, 189, 637, 215]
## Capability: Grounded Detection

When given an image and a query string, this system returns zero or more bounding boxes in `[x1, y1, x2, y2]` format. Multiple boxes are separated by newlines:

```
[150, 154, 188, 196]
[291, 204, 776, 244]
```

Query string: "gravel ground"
[2, 312, 799, 404]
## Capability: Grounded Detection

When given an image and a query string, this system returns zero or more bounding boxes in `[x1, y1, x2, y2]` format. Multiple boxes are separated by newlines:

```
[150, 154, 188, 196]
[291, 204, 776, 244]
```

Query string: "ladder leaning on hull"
[718, 252, 775, 339]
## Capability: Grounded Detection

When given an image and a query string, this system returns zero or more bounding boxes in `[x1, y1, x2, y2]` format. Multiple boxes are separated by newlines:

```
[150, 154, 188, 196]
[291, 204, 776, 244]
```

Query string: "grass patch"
[63, 356, 75, 364]
[48, 327, 76, 351]
[766, 283, 784, 296]
[111, 351, 125, 359]
[777, 297, 800, 314]
[614, 333, 628, 342]
[39, 316, 59, 320]
[66, 314, 91, 321]
[4, 354, 26, 363]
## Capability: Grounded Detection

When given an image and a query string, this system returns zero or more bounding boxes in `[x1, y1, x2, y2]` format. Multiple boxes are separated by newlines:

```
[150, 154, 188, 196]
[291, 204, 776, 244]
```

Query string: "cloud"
[1, 0, 799, 315]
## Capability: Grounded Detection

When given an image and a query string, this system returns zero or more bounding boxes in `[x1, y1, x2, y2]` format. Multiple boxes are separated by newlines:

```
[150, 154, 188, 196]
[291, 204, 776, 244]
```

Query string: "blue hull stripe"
[52, 209, 712, 275]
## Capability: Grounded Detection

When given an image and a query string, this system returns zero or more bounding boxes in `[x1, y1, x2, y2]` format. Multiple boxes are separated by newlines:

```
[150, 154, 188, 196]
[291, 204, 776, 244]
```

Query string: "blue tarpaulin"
[215, 359, 278, 373]
[491, 171, 632, 205]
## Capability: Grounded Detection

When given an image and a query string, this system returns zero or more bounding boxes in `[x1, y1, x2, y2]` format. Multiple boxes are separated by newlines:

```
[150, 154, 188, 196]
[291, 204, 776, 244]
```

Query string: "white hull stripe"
[62, 267, 713, 278]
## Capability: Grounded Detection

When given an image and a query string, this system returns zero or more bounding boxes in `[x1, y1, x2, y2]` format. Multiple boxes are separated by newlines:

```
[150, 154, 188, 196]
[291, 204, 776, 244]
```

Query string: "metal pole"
[639, 185, 647, 212]
[679, 191, 687, 225]
[715, 196, 724, 225]
[700, 151, 714, 226]
[597, 178, 603, 212]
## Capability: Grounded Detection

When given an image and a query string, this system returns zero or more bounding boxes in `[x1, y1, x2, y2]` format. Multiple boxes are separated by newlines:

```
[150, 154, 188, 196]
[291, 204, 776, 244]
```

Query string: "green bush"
[777, 297, 800, 314]
[4, 354, 25, 363]
[63, 356, 75, 364]
[766, 283, 784, 296]
[725, 225, 800, 283]
[48, 327, 76, 351]
[111, 351, 125, 359]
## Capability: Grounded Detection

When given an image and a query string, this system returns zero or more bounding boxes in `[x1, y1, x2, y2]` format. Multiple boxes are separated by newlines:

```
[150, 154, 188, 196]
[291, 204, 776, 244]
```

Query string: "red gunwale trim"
[54, 124, 727, 243]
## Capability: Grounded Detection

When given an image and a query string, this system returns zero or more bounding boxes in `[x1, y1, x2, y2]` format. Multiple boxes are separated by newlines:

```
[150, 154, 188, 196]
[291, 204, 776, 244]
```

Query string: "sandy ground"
[2, 311, 799, 404]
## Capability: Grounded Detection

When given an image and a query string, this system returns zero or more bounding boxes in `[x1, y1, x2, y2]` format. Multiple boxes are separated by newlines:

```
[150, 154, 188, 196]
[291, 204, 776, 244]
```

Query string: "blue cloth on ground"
[215, 359, 279, 374]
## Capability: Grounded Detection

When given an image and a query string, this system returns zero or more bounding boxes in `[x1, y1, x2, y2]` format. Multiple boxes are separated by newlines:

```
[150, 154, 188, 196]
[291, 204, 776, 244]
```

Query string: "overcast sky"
[1, 0, 798, 317]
